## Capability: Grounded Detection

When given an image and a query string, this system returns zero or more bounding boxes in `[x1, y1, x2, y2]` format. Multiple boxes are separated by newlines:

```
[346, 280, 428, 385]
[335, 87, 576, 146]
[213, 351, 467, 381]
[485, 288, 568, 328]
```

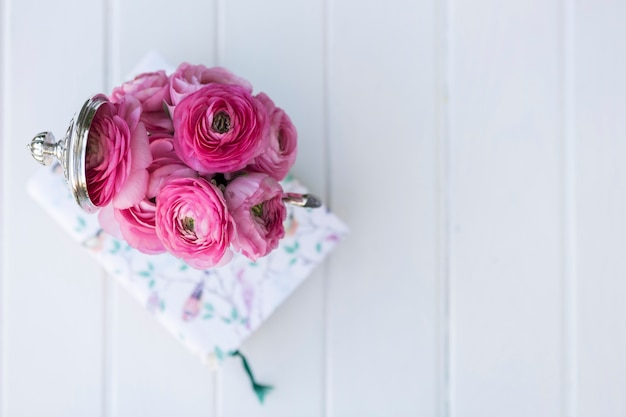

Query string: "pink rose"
[155, 177, 235, 269]
[225, 173, 287, 261]
[111, 71, 173, 134]
[169, 63, 252, 106]
[86, 96, 152, 208]
[247, 93, 297, 180]
[173, 84, 269, 174]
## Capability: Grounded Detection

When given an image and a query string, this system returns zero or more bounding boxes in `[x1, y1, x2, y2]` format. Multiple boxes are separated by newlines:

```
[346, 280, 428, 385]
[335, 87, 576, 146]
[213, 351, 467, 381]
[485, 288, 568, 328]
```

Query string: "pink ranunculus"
[98, 136, 198, 255]
[111, 71, 171, 111]
[99, 198, 166, 254]
[111, 71, 173, 134]
[147, 135, 198, 198]
[247, 93, 298, 181]
[155, 177, 235, 269]
[225, 173, 287, 261]
[97, 204, 123, 240]
[114, 198, 166, 254]
[86, 96, 152, 208]
[169, 63, 252, 106]
[173, 84, 269, 174]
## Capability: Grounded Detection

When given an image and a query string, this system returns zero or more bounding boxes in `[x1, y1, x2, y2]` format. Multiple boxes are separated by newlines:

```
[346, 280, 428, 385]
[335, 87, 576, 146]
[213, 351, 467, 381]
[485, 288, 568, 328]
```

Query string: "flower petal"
[97, 204, 123, 239]
[130, 122, 152, 171]
[113, 168, 149, 209]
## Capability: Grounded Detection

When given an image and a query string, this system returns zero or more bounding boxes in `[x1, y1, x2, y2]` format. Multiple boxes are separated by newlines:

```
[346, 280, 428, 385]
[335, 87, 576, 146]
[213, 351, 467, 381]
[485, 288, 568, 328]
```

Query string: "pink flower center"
[181, 216, 195, 232]
[278, 133, 286, 152]
[251, 203, 264, 217]
[211, 111, 231, 133]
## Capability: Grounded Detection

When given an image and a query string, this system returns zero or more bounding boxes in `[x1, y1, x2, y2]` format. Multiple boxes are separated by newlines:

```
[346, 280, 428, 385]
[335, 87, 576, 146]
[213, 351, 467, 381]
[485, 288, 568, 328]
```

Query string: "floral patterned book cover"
[28, 165, 347, 365]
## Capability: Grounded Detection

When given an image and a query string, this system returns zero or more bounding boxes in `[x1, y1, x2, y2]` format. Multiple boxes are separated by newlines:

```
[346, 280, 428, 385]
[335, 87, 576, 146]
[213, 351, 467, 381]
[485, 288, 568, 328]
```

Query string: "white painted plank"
[218, 1, 328, 415]
[0, 0, 6, 414]
[575, 3, 626, 416]
[328, 0, 439, 415]
[113, 1, 218, 416]
[450, 1, 563, 416]
[113, 285, 215, 417]
[219, 0, 327, 194]
[116, 0, 218, 85]
[2, 0, 105, 416]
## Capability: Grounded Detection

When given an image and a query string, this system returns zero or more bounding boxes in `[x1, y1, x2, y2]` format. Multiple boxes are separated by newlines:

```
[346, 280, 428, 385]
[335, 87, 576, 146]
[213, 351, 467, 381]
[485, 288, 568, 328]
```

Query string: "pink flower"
[111, 71, 171, 111]
[225, 173, 287, 260]
[169, 63, 252, 106]
[147, 135, 198, 198]
[173, 84, 269, 174]
[142, 111, 174, 135]
[98, 136, 197, 255]
[111, 71, 173, 134]
[247, 93, 297, 180]
[114, 198, 166, 254]
[86, 96, 152, 208]
[155, 177, 235, 269]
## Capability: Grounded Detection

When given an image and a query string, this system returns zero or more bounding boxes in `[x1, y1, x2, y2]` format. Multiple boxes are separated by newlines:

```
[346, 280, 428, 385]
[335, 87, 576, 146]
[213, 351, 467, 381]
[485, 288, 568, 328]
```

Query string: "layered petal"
[225, 173, 286, 260]
[173, 84, 269, 174]
[155, 177, 235, 269]
[247, 93, 297, 181]
[169, 63, 252, 106]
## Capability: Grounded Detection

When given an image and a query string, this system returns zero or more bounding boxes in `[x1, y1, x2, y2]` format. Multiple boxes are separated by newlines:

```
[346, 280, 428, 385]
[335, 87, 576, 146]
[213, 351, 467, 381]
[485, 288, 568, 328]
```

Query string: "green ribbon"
[230, 350, 274, 404]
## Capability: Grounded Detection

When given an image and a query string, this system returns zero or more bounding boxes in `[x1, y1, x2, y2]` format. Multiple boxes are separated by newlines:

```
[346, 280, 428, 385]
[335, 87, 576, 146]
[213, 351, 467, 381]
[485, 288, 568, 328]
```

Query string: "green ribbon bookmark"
[230, 350, 274, 404]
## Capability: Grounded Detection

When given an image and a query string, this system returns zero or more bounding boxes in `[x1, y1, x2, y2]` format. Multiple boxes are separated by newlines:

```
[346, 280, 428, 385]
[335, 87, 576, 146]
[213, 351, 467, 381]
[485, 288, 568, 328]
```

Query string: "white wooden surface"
[2, 1, 626, 416]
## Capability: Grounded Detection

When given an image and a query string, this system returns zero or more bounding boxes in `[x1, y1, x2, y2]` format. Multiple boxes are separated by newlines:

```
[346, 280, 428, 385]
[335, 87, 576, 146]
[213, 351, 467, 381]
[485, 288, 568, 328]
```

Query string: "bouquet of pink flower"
[85, 63, 300, 269]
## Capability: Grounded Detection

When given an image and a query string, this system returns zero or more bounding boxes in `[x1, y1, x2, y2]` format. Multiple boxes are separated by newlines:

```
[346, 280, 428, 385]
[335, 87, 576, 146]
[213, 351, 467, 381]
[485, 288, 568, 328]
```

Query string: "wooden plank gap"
[322, 0, 334, 415]
[561, 0, 578, 416]
[0, 0, 10, 414]
[435, 0, 454, 415]
[104, 0, 120, 90]
[214, 367, 223, 417]
[214, 0, 224, 65]
[102, 276, 118, 417]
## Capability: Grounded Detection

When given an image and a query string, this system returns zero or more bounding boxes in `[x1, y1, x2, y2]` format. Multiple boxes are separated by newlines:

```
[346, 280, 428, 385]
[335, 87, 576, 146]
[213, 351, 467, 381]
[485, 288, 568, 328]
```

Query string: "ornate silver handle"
[28, 132, 65, 166]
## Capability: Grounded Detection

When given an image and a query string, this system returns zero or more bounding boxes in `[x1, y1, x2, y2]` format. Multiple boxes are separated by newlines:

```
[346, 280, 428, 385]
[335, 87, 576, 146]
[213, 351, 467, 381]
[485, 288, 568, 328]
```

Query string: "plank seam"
[323, 0, 334, 416]
[102, 278, 118, 417]
[0, 0, 10, 414]
[435, 0, 454, 415]
[562, 0, 577, 416]
[214, 367, 223, 417]
[214, 0, 224, 66]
